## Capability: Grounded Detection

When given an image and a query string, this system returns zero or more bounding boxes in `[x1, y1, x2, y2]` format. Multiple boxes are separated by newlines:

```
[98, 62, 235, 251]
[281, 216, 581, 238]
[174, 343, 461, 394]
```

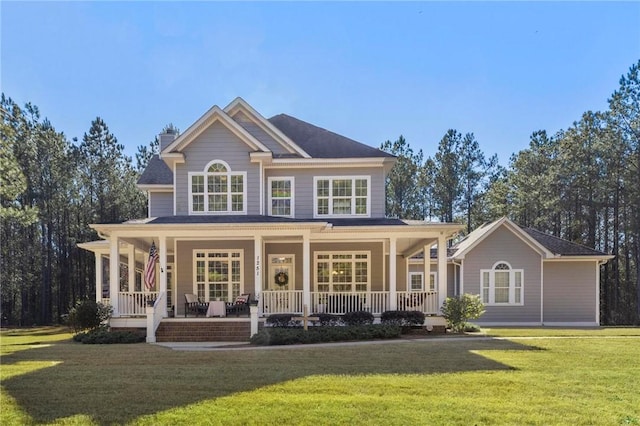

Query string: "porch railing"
[312, 291, 389, 315]
[261, 290, 304, 314]
[117, 291, 159, 316]
[147, 291, 166, 343]
[260, 291, 438, 316]
[396, 291, 439, 315]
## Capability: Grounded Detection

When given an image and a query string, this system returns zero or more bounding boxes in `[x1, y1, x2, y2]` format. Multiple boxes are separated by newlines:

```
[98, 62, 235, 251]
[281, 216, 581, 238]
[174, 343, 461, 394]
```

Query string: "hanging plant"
[274, 271, 289, 287]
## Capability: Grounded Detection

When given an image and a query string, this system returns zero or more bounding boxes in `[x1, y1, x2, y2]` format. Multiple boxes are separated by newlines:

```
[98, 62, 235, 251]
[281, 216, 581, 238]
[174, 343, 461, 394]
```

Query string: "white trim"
[480, 261, 524, 306]
[188, 160, 248, 215]
[313, 176, 371, 218]
[314, 250, 371, 293]
[192, 249, 244, 301]
[163, 105, 270, 153]
[408, 272, 424, 291]
[138, 184, 174, 192]
[595, 261, 601, 326]
[267, 176, 295, 218]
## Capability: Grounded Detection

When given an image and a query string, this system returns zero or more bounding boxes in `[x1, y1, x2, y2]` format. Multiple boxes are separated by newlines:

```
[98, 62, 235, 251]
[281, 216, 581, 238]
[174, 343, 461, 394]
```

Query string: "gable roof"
[522, 227, 609, 257]
[137, 155, 173, 186]
[451, 217, 553, 259]
[268, 114, 395, 159]
[224, 98, 311, 158]
[162, 105, 270, 154]
[451, 217, 611, 260]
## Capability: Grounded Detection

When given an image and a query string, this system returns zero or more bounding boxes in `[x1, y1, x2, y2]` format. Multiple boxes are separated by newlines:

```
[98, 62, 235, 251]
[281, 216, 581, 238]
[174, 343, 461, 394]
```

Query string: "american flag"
[144, 242, 158, 290]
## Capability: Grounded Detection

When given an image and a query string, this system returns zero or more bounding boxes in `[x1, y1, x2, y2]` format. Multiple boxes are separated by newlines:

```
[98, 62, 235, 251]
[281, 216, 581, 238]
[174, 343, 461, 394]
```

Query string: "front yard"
[1, 327, 639, 425]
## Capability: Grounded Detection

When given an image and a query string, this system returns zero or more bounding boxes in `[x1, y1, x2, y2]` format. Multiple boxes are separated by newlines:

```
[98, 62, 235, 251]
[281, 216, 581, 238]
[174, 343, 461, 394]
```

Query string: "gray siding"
[543, 261, 597, 323]
[232, 111, 289, 155]
[175, 121, 260, 215]
[149, 192, 173, 217]
[174, 240, 254, 316]
[463, 226, 542, 323]
[265, 166, 386, 219]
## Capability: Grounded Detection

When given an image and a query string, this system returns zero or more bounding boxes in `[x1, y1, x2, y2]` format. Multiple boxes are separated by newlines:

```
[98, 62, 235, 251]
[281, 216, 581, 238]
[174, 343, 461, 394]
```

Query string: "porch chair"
[226, 293, 251, 317]
[184, 293, 208, 317]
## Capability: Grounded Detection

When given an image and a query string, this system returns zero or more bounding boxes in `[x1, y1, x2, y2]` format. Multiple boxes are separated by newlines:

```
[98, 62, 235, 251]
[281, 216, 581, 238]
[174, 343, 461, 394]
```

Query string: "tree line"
[382, 60, 639, 325]
[1, 61, 638, 325]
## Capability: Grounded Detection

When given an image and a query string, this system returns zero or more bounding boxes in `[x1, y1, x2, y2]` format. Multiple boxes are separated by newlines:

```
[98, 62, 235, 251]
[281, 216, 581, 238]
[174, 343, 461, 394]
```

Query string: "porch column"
[128, 244, 136, 292]
[254, 236, 262, 302]
[95, 254, 103, 303]
[437, 233, 447, 313]
[389, 237, 397, 310]
[109, 235, 120, 316]
[158, 236, 168, 317]
[424, 244, 430, 290]
[302, 232, 311, 310]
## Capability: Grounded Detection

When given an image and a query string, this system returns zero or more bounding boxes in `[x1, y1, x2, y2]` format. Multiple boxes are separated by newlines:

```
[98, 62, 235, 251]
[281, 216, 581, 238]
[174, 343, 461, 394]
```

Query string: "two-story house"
[79, 98, 612, 341]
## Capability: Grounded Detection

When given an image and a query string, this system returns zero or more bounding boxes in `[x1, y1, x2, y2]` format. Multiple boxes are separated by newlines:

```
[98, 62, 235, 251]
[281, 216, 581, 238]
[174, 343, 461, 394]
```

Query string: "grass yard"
[1, 327, 639, 425]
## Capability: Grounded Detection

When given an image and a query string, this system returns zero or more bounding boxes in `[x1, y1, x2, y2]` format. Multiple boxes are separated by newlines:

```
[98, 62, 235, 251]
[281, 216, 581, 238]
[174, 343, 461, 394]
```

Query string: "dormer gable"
[160, 105, 271, 168]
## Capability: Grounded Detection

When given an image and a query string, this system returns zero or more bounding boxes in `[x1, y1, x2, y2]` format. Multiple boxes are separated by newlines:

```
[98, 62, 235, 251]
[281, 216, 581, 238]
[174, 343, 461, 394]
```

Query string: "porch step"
[155, 321, 251, 342]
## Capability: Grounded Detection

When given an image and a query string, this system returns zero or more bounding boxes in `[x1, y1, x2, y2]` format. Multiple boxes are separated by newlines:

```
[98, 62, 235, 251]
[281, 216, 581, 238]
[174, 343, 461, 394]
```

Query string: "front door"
[268, 255, 295, 291]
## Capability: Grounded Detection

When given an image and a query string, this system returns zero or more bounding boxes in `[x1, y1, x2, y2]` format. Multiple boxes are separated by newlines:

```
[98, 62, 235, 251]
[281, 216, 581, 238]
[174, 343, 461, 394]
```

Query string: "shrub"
[66, 299, 113, 332]
[441, 293, 485, 333]
[265, 313, 296, 327]
[73, 326, 145, 344]
[342, 310, 374, 326]
[250, 324, 401, 346]
[463, 323, 481, 332]
[315, 313, 342, 326]
[381, 310, 425, 327]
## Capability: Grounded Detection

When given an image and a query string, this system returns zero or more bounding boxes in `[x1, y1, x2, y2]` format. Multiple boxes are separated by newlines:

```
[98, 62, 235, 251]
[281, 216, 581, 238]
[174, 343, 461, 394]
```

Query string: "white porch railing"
[261, 290, 304, 314]
[117, 291, 159, 316]
[312, 291, 390, 315]
[396, 291, 439, 315]
[260, 291, 438, 315]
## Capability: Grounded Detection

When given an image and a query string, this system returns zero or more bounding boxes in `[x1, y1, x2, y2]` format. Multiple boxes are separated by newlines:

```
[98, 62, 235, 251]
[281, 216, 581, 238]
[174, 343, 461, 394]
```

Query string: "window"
[194, 250, 243, 302]
[189, 160, 246, 214]
[480, 262, 523, 305]
[314, 177, 370, 217]
[268, 177, 294, 217]
[315, 252, 370, 292]
[409, 272, 437, 292]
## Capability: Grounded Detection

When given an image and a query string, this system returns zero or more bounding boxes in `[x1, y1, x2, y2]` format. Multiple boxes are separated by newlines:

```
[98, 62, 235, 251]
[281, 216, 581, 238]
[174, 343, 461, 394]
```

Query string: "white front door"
[268, 255, 295, 291]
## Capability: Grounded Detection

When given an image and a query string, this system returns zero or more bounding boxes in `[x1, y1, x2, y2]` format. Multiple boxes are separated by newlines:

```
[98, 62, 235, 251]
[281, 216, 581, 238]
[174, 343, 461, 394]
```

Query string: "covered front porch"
[80, 217, 463, 341]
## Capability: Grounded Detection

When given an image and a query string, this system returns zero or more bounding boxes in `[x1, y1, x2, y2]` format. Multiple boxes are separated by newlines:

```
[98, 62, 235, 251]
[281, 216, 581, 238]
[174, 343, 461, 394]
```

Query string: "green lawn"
[1, 327, 639, 425]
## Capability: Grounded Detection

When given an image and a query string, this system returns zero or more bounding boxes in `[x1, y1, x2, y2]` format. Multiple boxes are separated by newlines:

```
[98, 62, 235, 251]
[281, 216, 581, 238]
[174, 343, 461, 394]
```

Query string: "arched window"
[480, 261, 523, 305]
[189, 160, 246, 214]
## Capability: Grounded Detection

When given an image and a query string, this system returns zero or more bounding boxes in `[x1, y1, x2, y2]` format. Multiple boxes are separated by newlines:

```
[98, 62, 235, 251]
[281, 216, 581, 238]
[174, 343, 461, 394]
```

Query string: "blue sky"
[2, 2, 639, 165]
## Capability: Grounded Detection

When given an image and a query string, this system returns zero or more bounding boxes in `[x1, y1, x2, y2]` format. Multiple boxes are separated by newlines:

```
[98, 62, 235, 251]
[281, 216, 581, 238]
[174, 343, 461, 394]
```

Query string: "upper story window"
[481, 261, 523, 305]
[313, 176, 370, 218]
[189, 160, 246, 214]
[268, 177, 294, 217]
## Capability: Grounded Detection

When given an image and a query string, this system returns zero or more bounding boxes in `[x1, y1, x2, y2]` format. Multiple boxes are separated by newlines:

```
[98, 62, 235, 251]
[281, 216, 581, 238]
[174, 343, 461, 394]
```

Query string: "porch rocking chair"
[226, 293, 251, 317]
[184, 293, 208, 317]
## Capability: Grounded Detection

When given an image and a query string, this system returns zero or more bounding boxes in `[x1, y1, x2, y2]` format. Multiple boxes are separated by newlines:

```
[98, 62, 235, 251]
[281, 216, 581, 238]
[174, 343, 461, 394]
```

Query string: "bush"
[315, 313, 342, 326]
[73, 326, 145, 344]
[250, 324, 401, 345]
[66, 299, 113, 332]
[463, 323, 481, 332]
[381, 310, 425, 327]
[342, 310, 374, 326]
[265, 314, 296, 327]
[441, 293, 485, 333]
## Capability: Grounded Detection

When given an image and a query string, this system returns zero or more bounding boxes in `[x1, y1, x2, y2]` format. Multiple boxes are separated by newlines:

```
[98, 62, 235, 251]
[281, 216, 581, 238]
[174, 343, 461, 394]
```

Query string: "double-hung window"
[480, 261, 523, 305]
[268, 177, 294, 217]
[189, 160, 246, 214]
[409, 272, 437, 292]
[315, 252, 370, 292]
[314, 176, 370, 217]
